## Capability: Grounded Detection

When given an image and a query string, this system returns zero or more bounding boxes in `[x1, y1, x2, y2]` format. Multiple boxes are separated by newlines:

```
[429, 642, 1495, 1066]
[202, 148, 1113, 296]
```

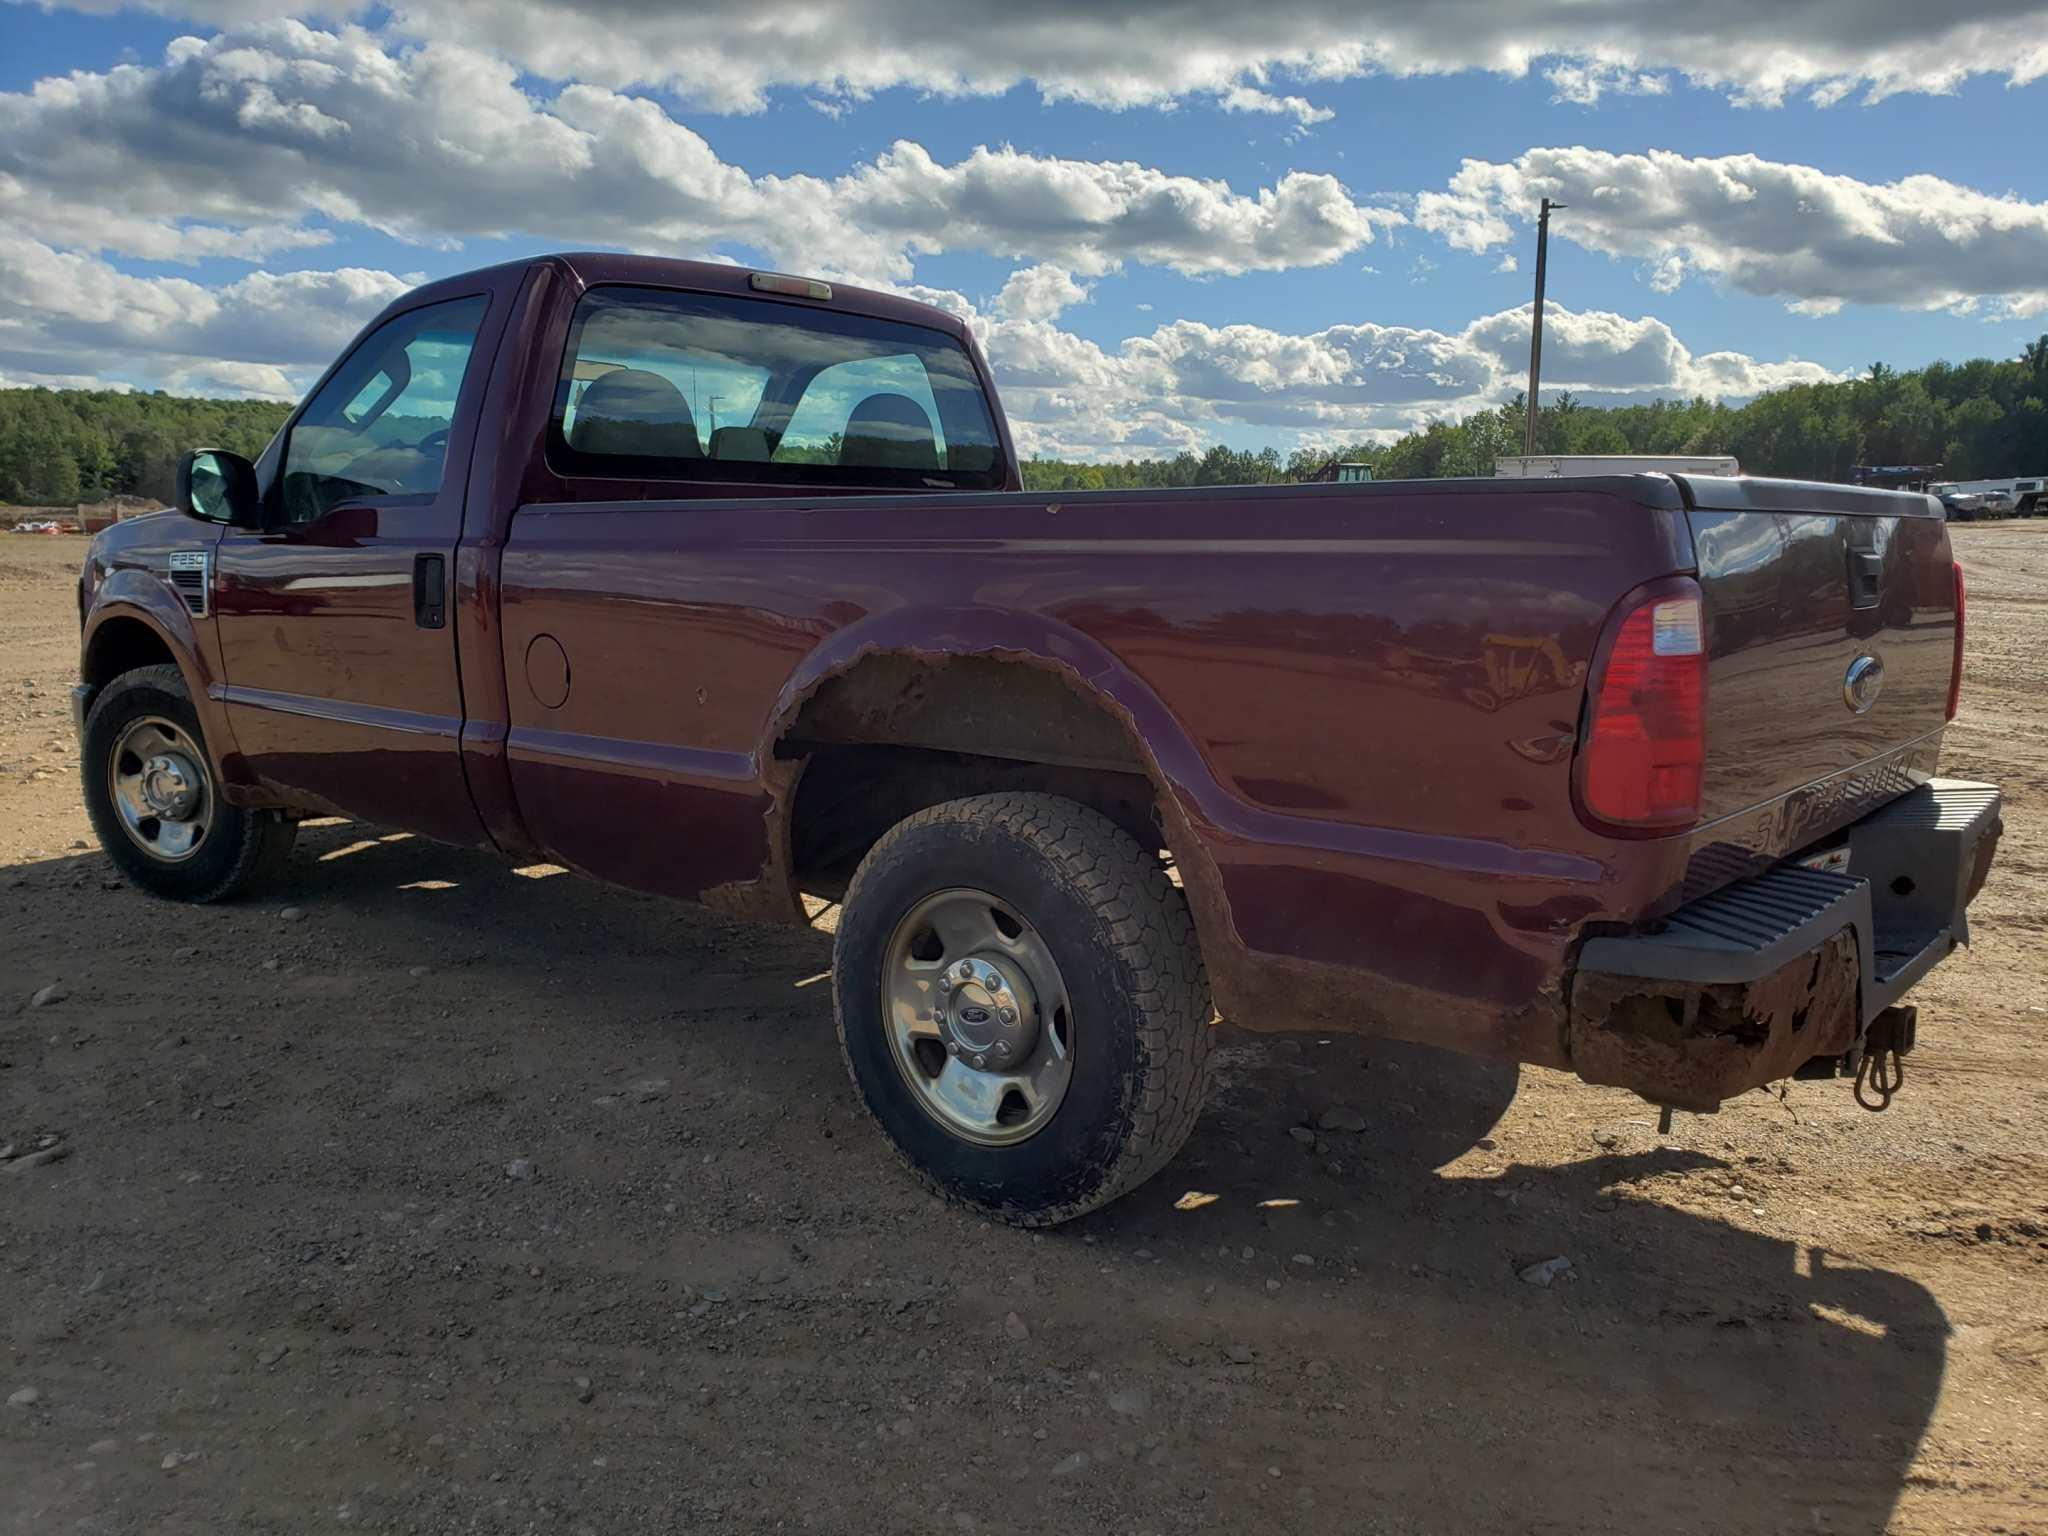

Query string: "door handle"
[1843, 521, 1883, 611]
[413, 554, 446, 629]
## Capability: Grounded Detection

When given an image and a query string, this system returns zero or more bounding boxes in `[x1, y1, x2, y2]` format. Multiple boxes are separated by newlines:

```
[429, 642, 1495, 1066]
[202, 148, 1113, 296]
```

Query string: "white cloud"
[0, 28, 1399, 281]
[993, 264, 1093, 323]
[163, 359, 304, 399]
[1415, 147, 2048, 316]
[0, 367, 128, 392]
[0, 236, 407, 393]
[831, 140, 1398, 278]
[1648, 255, 1687, 294]
[29, 0, 2048, 115]
[1217, 84, 1336, 126]
[976, 284, 1837, 459]
[1544, 62, 1669, 104]
[1459, 305, 1836, 397]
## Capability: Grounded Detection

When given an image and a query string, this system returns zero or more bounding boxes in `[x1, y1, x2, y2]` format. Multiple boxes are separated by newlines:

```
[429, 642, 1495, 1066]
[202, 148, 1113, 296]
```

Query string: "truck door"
[212, 293, 497, 846]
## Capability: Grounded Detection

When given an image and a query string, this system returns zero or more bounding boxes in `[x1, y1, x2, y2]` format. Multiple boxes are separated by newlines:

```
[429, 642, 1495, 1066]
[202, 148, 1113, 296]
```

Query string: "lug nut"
[946, 1040, 961, 1056]
[993, 1041, 1012, 1061]
[938, 975, 953, 992]
[998, 1006, 1017, 1025]
[971, 1053, 986, 1069]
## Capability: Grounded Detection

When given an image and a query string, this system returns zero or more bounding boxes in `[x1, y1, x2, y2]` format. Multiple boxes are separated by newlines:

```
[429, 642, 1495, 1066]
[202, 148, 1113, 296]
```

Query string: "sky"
[1, 0, 2045, 460]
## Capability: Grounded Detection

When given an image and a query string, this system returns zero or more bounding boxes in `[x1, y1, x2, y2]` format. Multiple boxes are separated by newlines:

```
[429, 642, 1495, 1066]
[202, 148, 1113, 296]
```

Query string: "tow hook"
[1853, 1005, 1918, 1112]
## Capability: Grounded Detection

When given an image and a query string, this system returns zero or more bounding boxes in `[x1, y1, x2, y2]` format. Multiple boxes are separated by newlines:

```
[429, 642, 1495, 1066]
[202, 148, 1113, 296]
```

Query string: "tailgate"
[1677, 475, 1957, 830]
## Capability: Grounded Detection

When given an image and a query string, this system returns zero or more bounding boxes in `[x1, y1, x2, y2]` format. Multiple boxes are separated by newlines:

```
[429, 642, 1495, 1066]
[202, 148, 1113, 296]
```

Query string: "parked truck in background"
[1931, 484, 1995, 520]
[1930, 477, 2045, 518]
[72, 254, 2000, 1223]
[1494, 453, 1742, 478]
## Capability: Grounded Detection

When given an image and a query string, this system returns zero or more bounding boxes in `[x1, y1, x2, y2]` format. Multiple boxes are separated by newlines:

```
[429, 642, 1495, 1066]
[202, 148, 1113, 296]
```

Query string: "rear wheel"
[833, 792, 1212, 1225]
[82, 664, 296, 902]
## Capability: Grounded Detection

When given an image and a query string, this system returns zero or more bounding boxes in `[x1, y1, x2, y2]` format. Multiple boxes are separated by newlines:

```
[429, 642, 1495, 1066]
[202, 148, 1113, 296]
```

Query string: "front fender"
[83, 578, 202, 693]
[81, 576, 252, 793]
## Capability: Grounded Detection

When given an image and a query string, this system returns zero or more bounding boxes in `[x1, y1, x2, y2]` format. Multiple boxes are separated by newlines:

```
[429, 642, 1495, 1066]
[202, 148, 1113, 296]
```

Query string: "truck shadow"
[2, 824, 1948, 1535]
[1074, 1041, 1948, 1532]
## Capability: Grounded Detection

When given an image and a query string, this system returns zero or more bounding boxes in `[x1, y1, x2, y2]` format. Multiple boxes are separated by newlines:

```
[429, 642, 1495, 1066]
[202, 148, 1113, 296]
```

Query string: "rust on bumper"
[1565, 780, 2000, 1112]
[1568, 930, 1861, 1112]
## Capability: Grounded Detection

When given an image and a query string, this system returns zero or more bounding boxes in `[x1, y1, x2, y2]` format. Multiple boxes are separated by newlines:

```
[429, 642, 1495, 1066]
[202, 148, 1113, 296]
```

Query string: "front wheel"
[81, 664, 296, 902]
[833, 792, 1213, 1225]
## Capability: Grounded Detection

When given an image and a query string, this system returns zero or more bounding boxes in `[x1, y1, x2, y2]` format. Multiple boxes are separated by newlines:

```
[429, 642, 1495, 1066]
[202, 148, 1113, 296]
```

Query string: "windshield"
[549, 285, 1005, 490]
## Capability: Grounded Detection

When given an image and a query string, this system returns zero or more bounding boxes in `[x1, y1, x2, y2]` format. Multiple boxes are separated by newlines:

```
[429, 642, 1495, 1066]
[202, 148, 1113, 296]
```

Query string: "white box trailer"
[1494, 453, 1741, 478]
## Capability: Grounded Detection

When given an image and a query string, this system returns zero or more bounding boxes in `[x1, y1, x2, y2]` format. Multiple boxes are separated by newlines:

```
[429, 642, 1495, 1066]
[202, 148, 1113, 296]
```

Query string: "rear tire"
[82, 664, 296, 903]
[833, 792, 1212, 1225]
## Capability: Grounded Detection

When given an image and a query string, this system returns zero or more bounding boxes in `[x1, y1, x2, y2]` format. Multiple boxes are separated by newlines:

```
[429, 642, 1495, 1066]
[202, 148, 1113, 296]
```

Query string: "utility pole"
[1524, 196, 1565, 455]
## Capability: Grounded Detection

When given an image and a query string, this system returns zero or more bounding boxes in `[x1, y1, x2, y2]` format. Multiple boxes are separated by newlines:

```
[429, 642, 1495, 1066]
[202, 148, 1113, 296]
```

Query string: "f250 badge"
[1843, 653, 1884, 714]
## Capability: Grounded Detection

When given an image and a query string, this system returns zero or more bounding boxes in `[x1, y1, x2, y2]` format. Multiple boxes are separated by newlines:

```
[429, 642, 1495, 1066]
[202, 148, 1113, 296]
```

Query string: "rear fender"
[764, 604, 1245, 966]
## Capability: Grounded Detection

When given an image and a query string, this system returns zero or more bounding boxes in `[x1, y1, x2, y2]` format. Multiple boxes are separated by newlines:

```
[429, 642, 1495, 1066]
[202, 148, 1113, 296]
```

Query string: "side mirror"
[178, 449, 261, 528]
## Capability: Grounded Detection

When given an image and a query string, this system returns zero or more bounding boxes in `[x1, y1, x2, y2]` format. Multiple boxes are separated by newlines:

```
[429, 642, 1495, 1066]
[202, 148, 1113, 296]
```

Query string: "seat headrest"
[709, 425, 771, 462]
[570, 368, 701, 459]
[840, 392, 939, 471]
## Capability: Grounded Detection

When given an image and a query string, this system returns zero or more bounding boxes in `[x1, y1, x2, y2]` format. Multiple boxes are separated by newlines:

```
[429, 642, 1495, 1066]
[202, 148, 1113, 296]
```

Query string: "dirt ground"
[2, 524, 2044, 1535]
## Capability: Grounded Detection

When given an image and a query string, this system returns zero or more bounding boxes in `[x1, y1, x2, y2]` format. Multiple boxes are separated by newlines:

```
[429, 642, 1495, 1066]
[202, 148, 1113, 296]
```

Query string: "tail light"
[1576, 578, 1708, 833]
[1945, 561, 1965, 722]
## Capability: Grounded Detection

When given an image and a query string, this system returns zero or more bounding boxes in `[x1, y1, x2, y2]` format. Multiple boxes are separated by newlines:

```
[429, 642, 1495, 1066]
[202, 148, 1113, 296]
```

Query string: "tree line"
[0, 389, 291, 507]
[3, 335, 2044, 505]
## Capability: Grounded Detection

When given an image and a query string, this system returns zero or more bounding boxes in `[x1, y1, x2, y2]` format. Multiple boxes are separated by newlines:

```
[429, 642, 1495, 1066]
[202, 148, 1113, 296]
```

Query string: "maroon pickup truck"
[74, 253, 1999, 1223]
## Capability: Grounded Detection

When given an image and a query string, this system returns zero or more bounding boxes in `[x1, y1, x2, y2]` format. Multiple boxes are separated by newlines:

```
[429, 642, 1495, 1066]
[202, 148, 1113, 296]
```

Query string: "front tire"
[833, 792, 1212, 1225]
[81, 664, 296, 902]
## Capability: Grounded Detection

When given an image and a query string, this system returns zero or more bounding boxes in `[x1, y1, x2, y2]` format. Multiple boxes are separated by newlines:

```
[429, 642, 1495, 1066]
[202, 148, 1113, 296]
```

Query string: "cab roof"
[397, 253, 975, 343]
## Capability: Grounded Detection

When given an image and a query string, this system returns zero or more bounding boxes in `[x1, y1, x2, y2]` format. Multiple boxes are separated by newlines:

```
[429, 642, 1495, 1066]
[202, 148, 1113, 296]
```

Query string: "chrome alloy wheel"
[107, 715, 213, 863]
[881, 887, 1074, 1146]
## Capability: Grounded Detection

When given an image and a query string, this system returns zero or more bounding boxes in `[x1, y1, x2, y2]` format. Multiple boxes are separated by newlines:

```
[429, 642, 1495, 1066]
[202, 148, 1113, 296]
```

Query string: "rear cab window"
[548, 285, 1005, 490]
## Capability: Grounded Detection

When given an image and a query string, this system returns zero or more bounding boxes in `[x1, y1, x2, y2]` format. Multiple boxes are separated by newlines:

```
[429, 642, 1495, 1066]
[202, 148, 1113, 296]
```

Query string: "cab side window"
[281, 297, 487, 524]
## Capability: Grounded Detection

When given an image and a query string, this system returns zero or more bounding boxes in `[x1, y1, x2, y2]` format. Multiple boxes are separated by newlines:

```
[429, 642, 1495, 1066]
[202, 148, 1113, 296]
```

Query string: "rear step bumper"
[1567, 780, 2001, 1110]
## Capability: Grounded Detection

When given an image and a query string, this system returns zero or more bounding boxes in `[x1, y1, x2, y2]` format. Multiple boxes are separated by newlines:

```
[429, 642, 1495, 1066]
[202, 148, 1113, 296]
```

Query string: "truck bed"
[486, 470, 1958, 1069]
